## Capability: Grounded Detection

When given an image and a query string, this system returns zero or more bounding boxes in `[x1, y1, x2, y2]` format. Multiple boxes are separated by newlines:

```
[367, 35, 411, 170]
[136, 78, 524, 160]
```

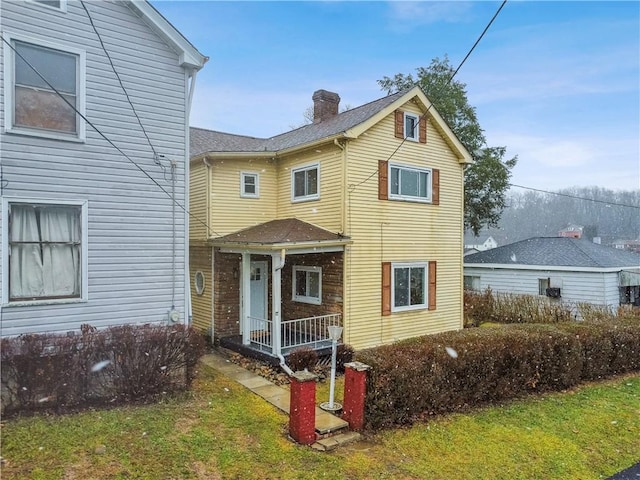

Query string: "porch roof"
[210, 218, 350, 250]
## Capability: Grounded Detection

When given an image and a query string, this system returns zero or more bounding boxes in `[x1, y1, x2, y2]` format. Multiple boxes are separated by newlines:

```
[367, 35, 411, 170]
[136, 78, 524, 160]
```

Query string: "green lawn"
[2, 366, 638, 480]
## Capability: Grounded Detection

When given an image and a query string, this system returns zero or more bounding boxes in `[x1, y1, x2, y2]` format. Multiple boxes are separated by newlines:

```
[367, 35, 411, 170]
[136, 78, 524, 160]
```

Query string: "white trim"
[240, 171, 260, 198]
[27, 0, 67, 12]
[391, 262, 428, 312]
[218, 244, 347, 255]
[2, 197, 89, 306]
[404, 112, 419, 141]
[291, 162, 320, 203]
[3, 32, 86, 141]
[292, 265, 322, 305]
[388, 163, 432, 203]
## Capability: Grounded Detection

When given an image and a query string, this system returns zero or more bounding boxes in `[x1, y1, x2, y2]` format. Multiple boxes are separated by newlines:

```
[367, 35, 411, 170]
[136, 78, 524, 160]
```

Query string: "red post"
[342, 361, 370, 431]
[289, 370, 318, 445]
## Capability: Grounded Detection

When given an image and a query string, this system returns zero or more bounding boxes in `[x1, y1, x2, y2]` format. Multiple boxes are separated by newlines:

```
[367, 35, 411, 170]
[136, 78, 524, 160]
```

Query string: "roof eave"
[463, 263, 634, 273]
[209, 239, 352, 249]
[124, 0, 207, 71]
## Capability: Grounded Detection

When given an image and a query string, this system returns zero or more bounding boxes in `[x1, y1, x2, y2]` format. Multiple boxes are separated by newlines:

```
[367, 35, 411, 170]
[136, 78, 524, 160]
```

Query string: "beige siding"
[190, 245, 213, 333]
[343, 101, 465, 349]
[189, 161, 209, 241]
[208, 158, 277, 236]
[275, 145, 344, 232]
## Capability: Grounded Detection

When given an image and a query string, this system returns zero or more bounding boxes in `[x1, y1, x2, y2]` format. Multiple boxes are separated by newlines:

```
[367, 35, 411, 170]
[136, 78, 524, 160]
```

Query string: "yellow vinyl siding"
[343, 103, 464, 349]
[190, 245, 213, 333]
[209, 158, 277, 236]
[189, 161, 209, 242]
[275, 144, 344, 232]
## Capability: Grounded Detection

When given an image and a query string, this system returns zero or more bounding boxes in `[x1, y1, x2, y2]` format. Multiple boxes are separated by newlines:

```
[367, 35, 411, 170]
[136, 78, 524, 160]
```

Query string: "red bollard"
[289, 370, 318, 445]
[342, 361, 370, 431]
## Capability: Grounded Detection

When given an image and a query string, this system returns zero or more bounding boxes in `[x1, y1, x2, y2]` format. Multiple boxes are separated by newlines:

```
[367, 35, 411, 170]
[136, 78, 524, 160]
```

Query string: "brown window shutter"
[395, 110, 404, 139]
[428, 261, 437, 310]
[431, 168, 440, 205]
[382, 262, 392, 316]
[419, 117, 427, 143]
[378, 160, 388, 200]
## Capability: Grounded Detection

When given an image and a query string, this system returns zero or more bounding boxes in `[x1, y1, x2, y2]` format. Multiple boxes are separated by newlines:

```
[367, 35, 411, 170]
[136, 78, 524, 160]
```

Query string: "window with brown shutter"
[378, 160, 388, 200]
[395, 110, 404, 139]
[382, 262, 391, 316]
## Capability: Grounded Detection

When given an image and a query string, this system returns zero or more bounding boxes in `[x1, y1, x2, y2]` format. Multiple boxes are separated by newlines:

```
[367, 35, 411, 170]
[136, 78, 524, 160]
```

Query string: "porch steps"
[200, 352, 351, 439]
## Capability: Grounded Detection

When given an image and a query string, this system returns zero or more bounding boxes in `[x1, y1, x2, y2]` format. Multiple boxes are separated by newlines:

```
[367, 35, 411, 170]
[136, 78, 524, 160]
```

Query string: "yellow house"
[189, 86, 472, 364]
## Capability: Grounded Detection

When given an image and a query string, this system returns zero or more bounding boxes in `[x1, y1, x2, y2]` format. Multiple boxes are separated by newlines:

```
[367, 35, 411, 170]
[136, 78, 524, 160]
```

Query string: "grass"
[2, 365, 639, 480]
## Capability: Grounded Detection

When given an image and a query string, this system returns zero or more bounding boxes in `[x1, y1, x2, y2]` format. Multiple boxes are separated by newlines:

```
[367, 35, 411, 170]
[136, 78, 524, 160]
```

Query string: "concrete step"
[311, 431, 362, 451]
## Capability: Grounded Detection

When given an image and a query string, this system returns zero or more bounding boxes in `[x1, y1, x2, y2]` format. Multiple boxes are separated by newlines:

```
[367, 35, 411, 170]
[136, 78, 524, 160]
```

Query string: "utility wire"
[509, 184, 640, 209]
[2, 37, 219, 237]
[349, 0, 508, 192]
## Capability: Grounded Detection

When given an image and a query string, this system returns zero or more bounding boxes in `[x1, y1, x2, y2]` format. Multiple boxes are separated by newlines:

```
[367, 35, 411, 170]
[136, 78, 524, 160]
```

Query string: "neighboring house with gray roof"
[464, 237, 640, 311]
[189, 86, 473, 360]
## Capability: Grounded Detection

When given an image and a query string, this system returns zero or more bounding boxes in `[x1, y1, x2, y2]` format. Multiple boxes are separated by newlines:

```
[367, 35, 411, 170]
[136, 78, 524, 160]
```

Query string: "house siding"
[464, 266, 623, 310]
[189, 160, 209, 242]
[189, 244, 213, 333]
[344, 102, 465, 349]
[1, 1, 189, 336]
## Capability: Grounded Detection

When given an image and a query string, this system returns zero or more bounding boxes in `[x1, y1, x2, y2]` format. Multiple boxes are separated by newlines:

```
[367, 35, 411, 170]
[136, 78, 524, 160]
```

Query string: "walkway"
[200, 351, 360, 450]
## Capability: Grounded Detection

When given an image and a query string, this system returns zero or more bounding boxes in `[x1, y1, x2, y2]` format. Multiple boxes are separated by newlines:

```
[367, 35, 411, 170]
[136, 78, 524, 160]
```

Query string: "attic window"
[404, 113, 419, 141]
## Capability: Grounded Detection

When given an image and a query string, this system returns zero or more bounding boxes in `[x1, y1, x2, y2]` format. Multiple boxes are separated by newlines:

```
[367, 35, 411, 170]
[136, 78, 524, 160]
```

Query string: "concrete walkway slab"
[200, 352, 348, 437]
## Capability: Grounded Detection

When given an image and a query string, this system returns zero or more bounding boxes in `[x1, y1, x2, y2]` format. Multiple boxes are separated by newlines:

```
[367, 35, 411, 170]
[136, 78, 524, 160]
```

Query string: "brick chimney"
[312, 89, 340, 123]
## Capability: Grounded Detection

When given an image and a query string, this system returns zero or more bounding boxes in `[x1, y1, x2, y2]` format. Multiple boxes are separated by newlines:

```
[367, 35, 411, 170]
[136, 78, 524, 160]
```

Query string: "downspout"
[274, 248, 294, 376]
[203, 157, 214, 339]
[184, 68, 199, 325]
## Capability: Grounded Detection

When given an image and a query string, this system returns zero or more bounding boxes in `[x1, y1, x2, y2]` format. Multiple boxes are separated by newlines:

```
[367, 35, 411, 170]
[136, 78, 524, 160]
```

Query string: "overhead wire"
[349, 0, 508, 193]
[1, 36, 219, 238]
[509, 184, 640, 209]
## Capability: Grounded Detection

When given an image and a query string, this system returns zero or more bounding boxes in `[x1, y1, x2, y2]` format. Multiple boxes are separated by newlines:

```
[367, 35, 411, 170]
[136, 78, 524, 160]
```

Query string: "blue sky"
[153, 1, 640, 192]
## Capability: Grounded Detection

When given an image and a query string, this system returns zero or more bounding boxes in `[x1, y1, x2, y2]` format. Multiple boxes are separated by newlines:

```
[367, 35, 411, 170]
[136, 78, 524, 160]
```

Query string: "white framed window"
[291, 163, 319, 202]
[404, 113, 419, 141]
[538, 278, 550, 296]
[3, 33, 85, 141]
[292, 266, 322, 305]
[3, 198, 88, 305]
[28, 0, 67, 11]
[240, 172, 259, 198]
[392, 262, 427, 312]
[464, 275, 481, 291]
[194, 271, 206, 296]
[389, 163, 432, 202]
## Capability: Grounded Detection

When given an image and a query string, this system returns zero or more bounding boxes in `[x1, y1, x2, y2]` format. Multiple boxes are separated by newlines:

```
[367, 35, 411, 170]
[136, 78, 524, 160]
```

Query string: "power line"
[349, 0, 508, 192]
[2, 36, 219, 238]
[509, 184, 640, 209]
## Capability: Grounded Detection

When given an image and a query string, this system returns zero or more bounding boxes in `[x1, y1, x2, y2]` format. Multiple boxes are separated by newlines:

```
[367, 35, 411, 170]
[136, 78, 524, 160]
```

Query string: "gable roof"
[211, 218, 350, 248]
[190, 86, 472, 163]
[464, 237, 640, 269]
[125, 1, 207, 70]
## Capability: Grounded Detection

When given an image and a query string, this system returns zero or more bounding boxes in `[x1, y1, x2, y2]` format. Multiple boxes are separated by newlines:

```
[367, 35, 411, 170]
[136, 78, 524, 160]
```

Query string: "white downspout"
[184, 68, 199, 325]
[273, 248, 293, 375]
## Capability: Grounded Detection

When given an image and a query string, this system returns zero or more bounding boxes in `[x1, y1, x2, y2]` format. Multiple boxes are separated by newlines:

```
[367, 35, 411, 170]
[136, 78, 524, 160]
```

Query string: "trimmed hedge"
[1, 323, 205, 416]
[356, 322, 640, 430]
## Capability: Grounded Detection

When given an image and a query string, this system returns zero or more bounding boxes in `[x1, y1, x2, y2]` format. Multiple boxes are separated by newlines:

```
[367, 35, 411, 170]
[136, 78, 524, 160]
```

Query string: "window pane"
[308, 271, 320, 298]
[35, 0, 62, 7]
[306, 168, 318, 196]
[16, 41, 76, 94]
[405, 116, 416, 138]
[244, 175, 256, 194]
[394, 267, 409, 307]
[390, 167, 400, 195]
[294, 171, 306, 197]
[419, 171, 428, 198]
[295, 270, 307, 296]
[410, 267, 425, 305]
[400, 169, 419, 197]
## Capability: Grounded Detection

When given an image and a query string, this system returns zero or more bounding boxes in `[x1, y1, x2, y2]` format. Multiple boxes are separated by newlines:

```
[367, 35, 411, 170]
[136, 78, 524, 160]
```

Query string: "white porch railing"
[248, 313, 342, 353]
[281, 313, 342, 351]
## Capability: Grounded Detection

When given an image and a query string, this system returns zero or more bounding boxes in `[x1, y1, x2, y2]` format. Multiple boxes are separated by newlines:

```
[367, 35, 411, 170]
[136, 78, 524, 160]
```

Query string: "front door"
[249, 261, 268, 334]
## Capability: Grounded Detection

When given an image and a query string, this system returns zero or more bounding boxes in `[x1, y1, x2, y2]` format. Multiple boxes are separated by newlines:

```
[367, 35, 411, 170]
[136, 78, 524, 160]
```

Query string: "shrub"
[356, 321, 640, 430]
[287, 347, 318, 372]
[1, 324, 205, 416]
[336, 343, 355, 372]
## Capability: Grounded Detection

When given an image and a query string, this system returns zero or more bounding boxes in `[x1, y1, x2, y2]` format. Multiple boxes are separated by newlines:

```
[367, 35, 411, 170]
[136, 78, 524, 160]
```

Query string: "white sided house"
[464, 237, 640, 312]
[0, 0, 206, 336]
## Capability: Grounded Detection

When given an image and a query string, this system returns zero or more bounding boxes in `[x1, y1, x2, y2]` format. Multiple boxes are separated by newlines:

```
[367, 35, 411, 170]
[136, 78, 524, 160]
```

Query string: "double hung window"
[291, 163, 319, 202]
[293, 266, 322, 304]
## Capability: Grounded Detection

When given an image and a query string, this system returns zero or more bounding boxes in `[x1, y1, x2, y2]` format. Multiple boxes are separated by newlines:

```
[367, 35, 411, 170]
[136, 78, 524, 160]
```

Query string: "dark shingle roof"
[190, 91, 405, 157]
[464, 237, 640, 268]
[211, 218, 349, 246]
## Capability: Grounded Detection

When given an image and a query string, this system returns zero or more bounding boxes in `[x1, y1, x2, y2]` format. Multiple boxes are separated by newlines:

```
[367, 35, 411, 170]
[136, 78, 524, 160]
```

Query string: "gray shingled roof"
[190, 91, 405, 157]
[464, 237, 640, 268]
